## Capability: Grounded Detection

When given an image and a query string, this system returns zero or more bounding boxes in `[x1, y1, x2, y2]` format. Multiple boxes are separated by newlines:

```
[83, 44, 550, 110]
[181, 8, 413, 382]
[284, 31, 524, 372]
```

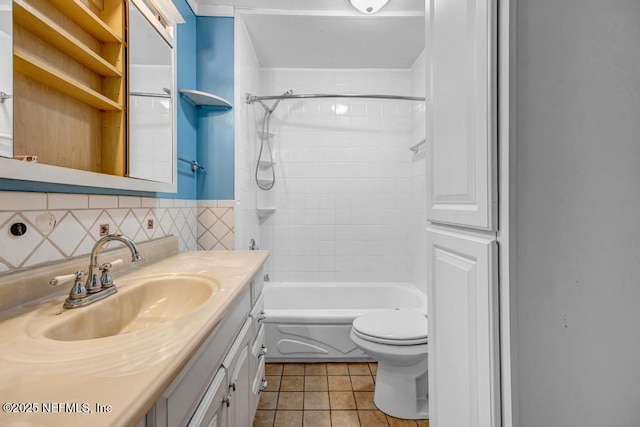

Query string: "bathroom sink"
[43, 275, 218, 341]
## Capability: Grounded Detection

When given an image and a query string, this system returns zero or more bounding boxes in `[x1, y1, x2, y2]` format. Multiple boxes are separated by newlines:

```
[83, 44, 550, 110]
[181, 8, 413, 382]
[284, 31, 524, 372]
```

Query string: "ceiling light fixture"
[348, 0, 389, 14]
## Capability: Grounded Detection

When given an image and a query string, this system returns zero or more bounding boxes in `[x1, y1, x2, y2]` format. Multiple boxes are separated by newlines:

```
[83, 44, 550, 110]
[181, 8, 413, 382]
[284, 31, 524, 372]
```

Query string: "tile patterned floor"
[253, 362, 429, 427]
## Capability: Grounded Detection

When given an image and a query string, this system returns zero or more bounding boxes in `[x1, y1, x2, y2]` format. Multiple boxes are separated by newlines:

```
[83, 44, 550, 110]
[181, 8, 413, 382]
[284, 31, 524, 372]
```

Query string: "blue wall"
[158, 0, 198, 199]
[195, 17, 235, 201]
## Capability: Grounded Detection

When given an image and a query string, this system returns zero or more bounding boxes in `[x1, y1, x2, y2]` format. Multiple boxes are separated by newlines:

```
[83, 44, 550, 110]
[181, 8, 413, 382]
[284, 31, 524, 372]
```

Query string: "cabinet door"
[426, 227, 500, 426]
[221, 319, 252, 427]
[187, 368, 229, 427]
[426, 0, 497, 230]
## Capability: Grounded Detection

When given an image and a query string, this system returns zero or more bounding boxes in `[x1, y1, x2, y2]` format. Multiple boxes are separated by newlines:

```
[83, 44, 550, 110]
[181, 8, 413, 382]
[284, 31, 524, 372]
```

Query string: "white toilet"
[350, 310, 428, 420]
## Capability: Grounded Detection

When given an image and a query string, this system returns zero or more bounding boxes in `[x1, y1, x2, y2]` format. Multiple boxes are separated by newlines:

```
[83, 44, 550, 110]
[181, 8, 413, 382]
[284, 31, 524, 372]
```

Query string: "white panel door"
[427, 227, 500, 427]
[426, 0, 497, 230]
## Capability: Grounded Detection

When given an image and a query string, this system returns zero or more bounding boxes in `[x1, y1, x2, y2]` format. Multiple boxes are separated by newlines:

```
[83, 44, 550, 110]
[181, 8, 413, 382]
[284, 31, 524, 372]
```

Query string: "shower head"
[268, 90, 293, 113]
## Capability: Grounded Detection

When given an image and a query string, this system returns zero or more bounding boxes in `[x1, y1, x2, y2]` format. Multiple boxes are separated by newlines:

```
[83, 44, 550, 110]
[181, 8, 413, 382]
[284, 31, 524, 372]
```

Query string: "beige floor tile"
[416, 420, 429, 427]
[253, 410, 276, 427]
[283, 363, 305, 376]
[350, 375, 375, 392]
[258, 392, 279, 410]
[277, 391, 304, 410]
[304, 375, 328, 391]
[266, 363, 284, 376]
[331, 410, 361, 427]
[329, 391, 357, 410]
[353, 392, 376, 410]
[305, 363, 328, 376]
[265, 375, 282, 392]
[328, 375, 352, 391]
[327, 363, 350, 376]
[368, 363, 378, 375]
[303, 410, 331, 427]
[348, 363, 371, 376]
[304, 391, 330, 410]
[387, 414, 419, 426]
[280, 375, 304, 391]
[274, 410, 303, 427]
[358, 410, 389, 427]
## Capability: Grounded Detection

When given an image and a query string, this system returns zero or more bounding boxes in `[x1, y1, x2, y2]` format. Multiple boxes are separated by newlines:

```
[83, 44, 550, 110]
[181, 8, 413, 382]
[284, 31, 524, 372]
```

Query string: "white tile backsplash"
[0, 192, 236, 273]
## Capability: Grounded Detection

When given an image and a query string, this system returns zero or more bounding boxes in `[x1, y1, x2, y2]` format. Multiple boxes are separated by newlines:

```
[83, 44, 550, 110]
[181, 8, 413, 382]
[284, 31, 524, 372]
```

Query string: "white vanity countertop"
[0, 249, 269, 427]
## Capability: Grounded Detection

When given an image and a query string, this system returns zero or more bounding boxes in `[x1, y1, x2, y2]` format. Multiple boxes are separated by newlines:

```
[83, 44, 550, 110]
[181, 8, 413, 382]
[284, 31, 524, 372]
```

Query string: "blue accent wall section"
[158, 0, 198, 199]
[196, 17, 235, 201]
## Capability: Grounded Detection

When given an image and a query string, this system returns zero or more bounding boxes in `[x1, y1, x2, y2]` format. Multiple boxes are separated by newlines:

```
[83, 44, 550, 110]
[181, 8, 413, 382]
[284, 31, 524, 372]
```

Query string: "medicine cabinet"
[0, 0, 183, 193]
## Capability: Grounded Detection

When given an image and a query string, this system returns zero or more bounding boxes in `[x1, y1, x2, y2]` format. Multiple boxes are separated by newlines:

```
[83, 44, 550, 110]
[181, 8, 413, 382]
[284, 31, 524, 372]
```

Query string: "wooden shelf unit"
[14, 49, 122, 111]
[12, 0, 126, 176]
[13, 0, 122, 78]
[48, 0, 122, 44]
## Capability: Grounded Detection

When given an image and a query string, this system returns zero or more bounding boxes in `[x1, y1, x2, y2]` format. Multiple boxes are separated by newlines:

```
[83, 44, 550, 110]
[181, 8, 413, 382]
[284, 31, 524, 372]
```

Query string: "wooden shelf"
[179, 89, 233, 110]
[14, 49, 122, 111]
[48, 0, 122, 44]
[13, 1, 121, 78]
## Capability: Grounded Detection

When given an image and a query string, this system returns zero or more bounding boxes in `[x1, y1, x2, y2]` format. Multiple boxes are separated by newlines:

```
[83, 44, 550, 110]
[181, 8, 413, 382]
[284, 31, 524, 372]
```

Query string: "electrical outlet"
[100, 224, 109, 236]
[147, 219, 154, 230]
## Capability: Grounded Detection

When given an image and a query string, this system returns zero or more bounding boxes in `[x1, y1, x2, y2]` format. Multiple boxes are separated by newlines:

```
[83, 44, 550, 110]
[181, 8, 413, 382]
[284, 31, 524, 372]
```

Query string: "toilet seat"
[352, 310, 428, 345]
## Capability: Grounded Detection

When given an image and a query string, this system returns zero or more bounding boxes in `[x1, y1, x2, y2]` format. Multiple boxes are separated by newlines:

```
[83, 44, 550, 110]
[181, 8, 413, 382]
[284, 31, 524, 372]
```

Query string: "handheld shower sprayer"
[253, 90, 293, 191]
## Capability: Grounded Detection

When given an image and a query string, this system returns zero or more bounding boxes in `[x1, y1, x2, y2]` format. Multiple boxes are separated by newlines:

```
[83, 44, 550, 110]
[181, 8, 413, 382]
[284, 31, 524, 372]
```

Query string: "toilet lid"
[352, 310, 428, 342]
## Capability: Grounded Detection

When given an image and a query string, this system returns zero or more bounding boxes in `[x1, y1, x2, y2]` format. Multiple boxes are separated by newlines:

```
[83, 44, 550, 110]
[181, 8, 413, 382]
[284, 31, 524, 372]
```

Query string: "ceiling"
[188, 0, 425, 16]
[187, 0, 425, 69]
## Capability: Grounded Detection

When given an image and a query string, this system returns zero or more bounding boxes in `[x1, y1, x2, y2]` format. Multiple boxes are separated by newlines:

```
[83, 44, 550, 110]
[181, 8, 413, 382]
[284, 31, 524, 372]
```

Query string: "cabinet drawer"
[248, 293, 265, 340]
[252, 324, 266, 360]
[250, 269, 264, 306]
[252, 357, 266, 397]
[153, 288, 250, 427]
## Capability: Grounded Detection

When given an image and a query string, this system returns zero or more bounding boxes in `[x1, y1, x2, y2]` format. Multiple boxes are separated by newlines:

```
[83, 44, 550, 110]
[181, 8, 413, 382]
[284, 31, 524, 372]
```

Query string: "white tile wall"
[0, 192, 236, 275]
[409, 52, 428, 296]
[253, 68, 420, 282]
[233, 17, 263, 251]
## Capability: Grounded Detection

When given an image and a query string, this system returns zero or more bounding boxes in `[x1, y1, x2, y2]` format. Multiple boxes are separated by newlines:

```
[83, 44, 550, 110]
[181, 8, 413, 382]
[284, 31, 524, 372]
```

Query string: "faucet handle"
[100, 258, 124, 271]
[50, 273, 78, 286]
[99, 258, 123, 288]
[50, 271, 87, 300]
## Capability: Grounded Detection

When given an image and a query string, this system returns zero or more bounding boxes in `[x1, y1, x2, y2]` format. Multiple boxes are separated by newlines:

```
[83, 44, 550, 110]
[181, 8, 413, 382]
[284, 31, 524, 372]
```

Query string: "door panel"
[426, 0, 497, 230]
[427, 227, 500, 426]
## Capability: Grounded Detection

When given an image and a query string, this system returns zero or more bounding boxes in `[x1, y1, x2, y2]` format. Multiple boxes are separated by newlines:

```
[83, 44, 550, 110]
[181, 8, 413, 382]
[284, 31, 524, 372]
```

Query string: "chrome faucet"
[50, 234, 143, 309]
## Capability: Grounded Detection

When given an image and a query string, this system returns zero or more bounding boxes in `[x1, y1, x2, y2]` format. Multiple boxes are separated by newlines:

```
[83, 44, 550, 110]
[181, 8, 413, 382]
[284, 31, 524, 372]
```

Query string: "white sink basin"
[43, 275, 218, 341]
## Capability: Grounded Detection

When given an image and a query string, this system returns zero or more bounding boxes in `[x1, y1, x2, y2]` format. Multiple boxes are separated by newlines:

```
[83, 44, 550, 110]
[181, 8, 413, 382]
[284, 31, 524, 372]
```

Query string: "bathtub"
[262, 282, 427, 361]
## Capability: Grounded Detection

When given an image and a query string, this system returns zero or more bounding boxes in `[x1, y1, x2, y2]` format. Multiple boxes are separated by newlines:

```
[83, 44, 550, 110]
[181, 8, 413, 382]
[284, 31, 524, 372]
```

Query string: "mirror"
[128, 1, 175, 185]
[0, 0, 12, 159]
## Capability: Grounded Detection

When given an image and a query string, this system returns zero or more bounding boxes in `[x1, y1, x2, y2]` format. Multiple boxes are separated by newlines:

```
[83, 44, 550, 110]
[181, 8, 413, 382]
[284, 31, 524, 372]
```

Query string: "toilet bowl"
[350, 310, 428, 420]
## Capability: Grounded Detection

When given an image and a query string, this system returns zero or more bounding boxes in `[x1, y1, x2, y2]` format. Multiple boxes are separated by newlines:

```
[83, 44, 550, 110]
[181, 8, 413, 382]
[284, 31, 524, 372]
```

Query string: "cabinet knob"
[222, 393, 232, 407]
[260, 379, 268, 392]
[259, 345, 267, 358]
[256, 311, 266, 322]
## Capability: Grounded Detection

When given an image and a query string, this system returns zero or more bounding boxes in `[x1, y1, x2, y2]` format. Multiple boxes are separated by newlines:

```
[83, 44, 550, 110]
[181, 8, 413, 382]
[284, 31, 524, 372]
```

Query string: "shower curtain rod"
[246, 93, 425, 104]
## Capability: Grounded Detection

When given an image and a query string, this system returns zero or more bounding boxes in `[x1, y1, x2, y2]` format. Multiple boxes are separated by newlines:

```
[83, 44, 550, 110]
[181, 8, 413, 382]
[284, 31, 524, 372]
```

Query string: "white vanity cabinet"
[144, 271, 266, 427]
